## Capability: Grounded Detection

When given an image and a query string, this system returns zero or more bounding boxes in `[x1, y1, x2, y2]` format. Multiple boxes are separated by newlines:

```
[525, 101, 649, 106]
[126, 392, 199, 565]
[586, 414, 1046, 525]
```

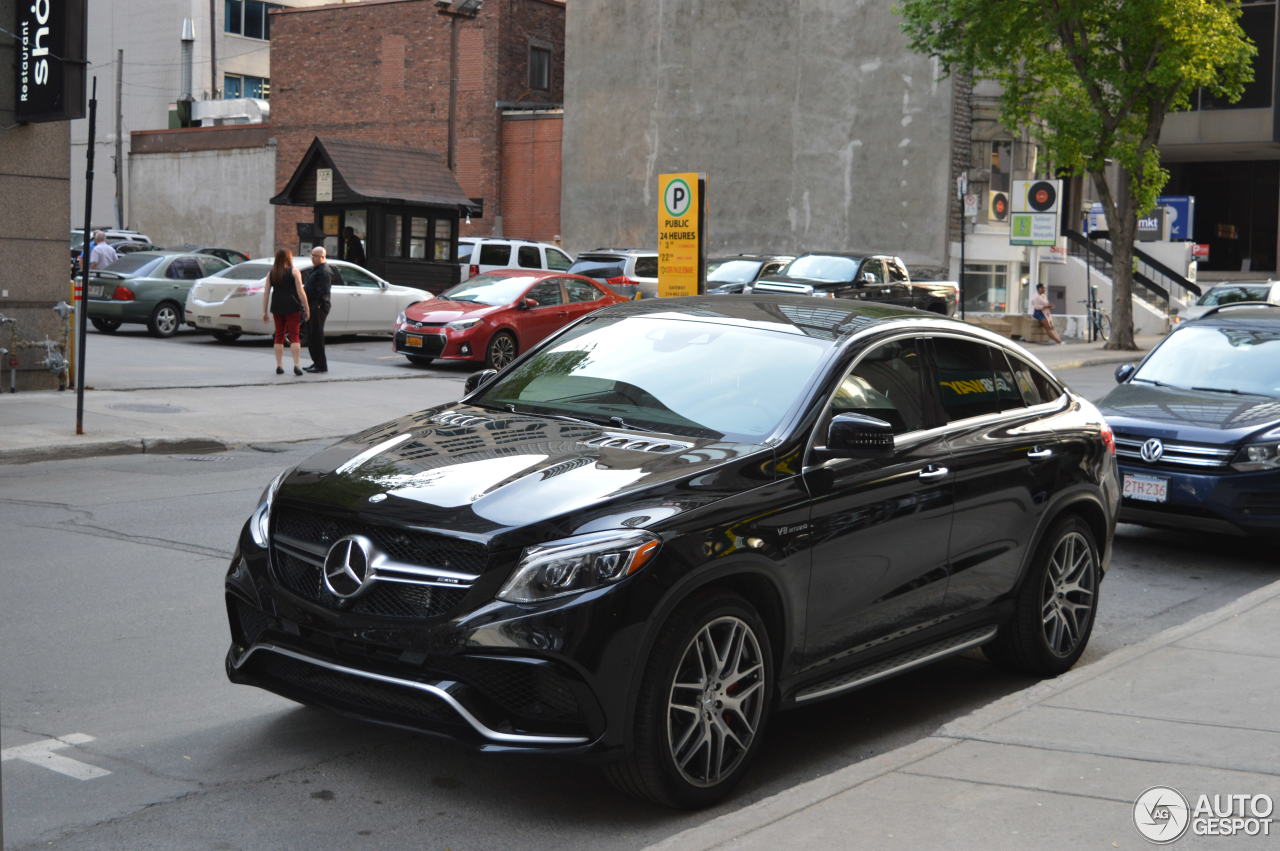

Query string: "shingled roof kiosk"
[271, 137, 475, 292]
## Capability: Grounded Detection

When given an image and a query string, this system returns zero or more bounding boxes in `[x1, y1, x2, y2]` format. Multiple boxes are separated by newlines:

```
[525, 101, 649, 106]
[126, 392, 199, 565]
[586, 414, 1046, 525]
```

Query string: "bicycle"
[1077, 299, 1112, 341]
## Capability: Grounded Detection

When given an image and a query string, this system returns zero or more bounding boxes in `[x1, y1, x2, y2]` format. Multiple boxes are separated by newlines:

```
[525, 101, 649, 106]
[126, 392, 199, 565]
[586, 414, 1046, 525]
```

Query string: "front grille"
[1115, 435, 1234, 471]
[242, 650, 465, 729]
[400, 331, 446, 356]
[270, 507, 483, 619]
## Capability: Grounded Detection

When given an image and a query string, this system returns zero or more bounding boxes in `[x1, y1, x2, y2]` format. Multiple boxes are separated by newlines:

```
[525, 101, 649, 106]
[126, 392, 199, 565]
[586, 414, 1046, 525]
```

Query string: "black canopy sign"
[15, 0, 87, 123]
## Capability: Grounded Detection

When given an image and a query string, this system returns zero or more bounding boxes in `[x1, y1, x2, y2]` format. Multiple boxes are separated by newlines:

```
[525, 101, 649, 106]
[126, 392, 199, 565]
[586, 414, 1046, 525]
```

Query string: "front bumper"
[1117, 462, 1280, 536]
[393, 328, 483, 361]
[224, 518, 643, 755]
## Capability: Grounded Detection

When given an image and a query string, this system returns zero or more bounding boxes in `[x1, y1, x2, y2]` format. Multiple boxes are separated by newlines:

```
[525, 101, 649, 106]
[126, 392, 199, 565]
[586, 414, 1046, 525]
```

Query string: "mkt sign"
[657, 173, 705, 298]
[15, 0, 88, 123]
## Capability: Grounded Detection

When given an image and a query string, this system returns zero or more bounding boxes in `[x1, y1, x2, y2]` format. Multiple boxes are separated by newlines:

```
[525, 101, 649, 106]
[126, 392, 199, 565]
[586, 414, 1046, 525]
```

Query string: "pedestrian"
[342, 226, 366, 267]
[88, 230, 118, 270]
[302, 246, 342, 373]
[1030, 283, 1064, 344]
[262, 248, 310, 376]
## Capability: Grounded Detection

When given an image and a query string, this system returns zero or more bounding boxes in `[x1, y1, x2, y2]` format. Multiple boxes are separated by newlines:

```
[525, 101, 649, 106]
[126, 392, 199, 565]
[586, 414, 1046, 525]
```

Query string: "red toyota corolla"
[393, 270, 628, 369]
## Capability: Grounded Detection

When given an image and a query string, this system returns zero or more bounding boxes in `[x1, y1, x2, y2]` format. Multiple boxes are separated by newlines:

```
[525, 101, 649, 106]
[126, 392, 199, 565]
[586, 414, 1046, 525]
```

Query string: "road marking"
[1, 733, 111, 780]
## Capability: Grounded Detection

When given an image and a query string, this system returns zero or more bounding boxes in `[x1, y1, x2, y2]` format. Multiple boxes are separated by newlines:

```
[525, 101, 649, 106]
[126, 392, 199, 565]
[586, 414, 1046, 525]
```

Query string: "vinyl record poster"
[1028, 181, 1058, 212]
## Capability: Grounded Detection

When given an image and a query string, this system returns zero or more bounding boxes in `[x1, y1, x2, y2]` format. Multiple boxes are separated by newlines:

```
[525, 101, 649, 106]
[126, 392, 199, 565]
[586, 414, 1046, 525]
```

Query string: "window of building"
[224, 1, 283, 40]
[434, 220, 452, 261]
[990, 141, 1013, 192]
[384, 212, 455, 261]
[961, 262, 1009, 313]
[224, 74, 269, 99]
[409, 217, 429, 259]
[1197, 1, 1275, 110]
[529, 43, 551, 91]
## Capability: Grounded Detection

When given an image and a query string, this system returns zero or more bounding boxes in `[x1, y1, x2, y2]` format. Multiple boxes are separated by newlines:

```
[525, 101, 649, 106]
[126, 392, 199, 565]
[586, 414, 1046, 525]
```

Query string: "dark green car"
[87, 252, 231, 337]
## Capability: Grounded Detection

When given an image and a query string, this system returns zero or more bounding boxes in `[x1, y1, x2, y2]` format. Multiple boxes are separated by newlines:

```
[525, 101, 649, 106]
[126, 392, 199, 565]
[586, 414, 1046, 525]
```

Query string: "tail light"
[1099, 421, 1116, 455]
[112, 285, 135, 301]
[231, 285, 263, 297]
[606, 276, 635, 287]
[468, 264, 479, 278]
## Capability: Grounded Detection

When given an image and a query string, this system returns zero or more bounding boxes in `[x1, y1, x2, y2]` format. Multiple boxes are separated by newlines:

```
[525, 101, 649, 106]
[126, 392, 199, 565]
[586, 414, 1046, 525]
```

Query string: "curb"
[648, 575, 1280, 851]
[0, 436, 233, 465]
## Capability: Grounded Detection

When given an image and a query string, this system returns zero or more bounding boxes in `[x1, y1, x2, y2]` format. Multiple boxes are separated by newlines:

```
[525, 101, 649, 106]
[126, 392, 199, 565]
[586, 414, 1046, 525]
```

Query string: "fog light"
[461, 343, 471, 355]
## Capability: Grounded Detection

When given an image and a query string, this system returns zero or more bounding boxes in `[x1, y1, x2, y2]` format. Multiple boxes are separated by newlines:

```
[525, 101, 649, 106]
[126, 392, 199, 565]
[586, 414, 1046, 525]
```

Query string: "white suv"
[458, 237, 574, 281]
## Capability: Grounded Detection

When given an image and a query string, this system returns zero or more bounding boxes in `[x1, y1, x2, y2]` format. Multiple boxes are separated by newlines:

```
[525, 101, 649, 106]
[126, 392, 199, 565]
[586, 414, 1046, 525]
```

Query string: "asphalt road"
[1, 362, 1275, 849]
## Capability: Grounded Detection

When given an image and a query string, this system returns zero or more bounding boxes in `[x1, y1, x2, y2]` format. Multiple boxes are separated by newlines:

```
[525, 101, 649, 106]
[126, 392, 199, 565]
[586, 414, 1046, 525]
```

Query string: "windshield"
[1196, 284, 1272, 306]
[781, 255, 860, 283]
[707, 260, 763, 284]
[441, 274, 537, 305]
[1133, 324, 1280, 397]
[475, 314, 827, 441]
[102, 254, 165, 276]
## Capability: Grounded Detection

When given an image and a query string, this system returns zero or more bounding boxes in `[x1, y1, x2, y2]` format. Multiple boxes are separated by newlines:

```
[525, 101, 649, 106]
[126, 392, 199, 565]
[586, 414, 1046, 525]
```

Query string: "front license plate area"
[405, 335, 423, 348]
[1123, 473, 1168, 503]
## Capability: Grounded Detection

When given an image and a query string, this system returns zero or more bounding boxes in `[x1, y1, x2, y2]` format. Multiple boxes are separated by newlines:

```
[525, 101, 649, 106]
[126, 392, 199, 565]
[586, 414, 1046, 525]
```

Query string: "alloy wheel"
[1040, 530, 1096, 656]
[151, 305, 180, 337]
[666, 615, 766, 789]
[488, 334, 516, 369]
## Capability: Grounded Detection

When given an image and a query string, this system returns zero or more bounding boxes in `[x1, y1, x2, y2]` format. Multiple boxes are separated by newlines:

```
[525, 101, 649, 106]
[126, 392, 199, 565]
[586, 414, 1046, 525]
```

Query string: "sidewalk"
[653, 576, 1280, 850]
[0, 332, 1162, 465]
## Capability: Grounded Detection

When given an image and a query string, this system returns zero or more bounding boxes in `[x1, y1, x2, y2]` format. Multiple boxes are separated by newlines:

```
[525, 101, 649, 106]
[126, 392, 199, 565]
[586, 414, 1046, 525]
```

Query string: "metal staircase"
[1063, 229, 1201, 312]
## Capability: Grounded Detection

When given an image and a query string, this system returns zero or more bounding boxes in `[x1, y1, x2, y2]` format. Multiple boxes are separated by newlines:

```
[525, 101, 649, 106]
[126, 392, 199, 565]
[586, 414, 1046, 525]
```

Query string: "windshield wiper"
[1190, 386, 1270, 397]
[1131, 377, 1177, 388]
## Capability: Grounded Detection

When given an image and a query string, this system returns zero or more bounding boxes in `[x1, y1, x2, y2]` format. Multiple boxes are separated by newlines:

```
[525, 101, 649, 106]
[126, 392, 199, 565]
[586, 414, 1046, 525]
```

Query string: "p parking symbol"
[664, 179, 692, 218]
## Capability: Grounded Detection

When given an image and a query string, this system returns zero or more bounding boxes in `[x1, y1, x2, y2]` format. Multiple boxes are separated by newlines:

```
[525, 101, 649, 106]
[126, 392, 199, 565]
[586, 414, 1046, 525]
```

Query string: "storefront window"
[962, 263, 1009, 313]
[385, 214, 403, 257]
[434, 220, 452, 261]
[409, 217, 429, 259]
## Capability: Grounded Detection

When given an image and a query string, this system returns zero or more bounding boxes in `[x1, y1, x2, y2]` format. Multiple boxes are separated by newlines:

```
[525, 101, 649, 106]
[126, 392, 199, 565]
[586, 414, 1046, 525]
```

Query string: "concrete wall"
[129, 143, 277, 259]
[0, 0, 74, 391]
[561, 0, 956, 266]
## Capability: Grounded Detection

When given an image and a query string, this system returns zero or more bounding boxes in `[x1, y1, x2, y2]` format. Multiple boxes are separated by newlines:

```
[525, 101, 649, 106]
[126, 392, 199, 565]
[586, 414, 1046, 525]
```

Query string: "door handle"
[918, 465, 949, 480]
[1027, 447, 1053, 460]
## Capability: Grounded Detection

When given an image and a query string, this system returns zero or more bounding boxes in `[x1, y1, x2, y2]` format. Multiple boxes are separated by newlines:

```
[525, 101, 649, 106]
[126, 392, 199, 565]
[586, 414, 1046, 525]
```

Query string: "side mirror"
[517, 298, 537, 310]
[814, 413, 895, 460]
[1114, 363, 1136, 384]
[465, 368, 498, 394]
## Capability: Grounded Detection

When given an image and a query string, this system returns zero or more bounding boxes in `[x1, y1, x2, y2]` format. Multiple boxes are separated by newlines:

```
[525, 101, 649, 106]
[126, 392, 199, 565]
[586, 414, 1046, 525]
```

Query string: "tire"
[485, 331, 517, 370]
[1096, 313, 1112, 342]
[404, 354, 434, 366]
[147, 302, 182, 338]
[90, 318, 121, 333]
[983, 515, 1100, 677]
[211, 330, 241, 344]
[604, 593, 773, 808]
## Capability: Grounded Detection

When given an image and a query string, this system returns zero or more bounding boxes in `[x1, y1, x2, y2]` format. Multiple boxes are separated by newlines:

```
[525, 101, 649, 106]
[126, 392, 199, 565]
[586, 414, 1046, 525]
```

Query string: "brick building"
[269, 0, 565, 278]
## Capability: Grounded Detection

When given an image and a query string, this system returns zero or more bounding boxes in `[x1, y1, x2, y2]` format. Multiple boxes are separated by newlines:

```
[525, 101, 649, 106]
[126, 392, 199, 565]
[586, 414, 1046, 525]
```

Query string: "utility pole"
[114, 49, 124, 229]
[78, 79, 98, 435]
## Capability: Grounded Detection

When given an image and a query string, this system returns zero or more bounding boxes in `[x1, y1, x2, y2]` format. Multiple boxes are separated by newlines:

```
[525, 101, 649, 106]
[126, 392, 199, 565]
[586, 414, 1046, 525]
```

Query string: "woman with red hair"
[261, 249, 311, 375]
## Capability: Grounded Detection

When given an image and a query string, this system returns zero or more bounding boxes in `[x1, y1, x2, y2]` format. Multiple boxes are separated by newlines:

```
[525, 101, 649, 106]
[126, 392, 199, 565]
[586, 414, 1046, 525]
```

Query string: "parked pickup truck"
[749, 252, 958, 315]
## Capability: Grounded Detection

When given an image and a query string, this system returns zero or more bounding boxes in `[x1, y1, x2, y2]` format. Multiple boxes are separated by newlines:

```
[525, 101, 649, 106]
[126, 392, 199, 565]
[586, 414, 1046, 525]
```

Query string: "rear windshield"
[216, 263, 272, 280]
[102, 254, 165, 276]
[568, 259, 625, 279]
[1197, 284, 1272, 306]
[457, 243, 474, 262]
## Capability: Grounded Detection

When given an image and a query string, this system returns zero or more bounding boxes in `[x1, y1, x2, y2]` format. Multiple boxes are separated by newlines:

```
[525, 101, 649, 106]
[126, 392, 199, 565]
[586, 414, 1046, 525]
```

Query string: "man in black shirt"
[303, 246, 342, 373]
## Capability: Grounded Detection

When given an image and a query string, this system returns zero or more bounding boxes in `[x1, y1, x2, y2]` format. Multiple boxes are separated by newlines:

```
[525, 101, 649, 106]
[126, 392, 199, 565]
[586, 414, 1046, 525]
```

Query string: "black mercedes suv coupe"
[225, 295, 1118, 807]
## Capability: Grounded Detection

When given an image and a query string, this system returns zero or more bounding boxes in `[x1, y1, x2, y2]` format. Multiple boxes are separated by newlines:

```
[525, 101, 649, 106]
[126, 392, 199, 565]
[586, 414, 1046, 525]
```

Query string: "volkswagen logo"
[323, 535, 375, 599]
[1140, 438, 1165, 463]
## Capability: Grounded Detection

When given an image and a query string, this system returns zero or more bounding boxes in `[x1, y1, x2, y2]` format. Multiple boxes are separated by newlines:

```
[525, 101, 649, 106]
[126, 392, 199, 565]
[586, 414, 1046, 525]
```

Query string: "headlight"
[395, 310, 407, 326]
[496, 530, 661, 603]
[248, 470, 286, 548]
[446, 317, 482, 332]
[1231, 440, 1280, 472]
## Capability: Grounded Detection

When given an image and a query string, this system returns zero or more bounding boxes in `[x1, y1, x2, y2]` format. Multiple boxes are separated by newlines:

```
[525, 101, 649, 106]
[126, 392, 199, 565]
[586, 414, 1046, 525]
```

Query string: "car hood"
[276, 404, 772, 543]
[405, 300, 503, 322]
[1098, 382, 1280, 442]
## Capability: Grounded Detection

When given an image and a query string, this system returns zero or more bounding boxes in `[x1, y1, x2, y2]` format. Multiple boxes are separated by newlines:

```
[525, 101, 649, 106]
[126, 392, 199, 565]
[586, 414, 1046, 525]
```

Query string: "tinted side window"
[991, 350, 1026, 411]
[198, 255, 228, 276]
[633, 256, 658, 277]
[932, 337, 1002, 421]
[546, 248, 572, 271]
[458, 242, 475, 262]
[888, 259, 909, 282]
[565, 279, 603, 303]
[479, 244, 510, 265]
[831, 338, 928, 434]
[339, 265, 379, 288]
[526, 281, 563, 306]
[517, 245, 541, 268]
[168, 258, 201, 280]
[859, 258, 884, 283]
[1009, 354, 1063, 406]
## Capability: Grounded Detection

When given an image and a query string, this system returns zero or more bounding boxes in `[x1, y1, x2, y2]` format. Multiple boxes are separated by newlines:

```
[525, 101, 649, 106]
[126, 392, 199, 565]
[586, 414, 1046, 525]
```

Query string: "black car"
[753, 252, 956, 314]
[170, 245, 252, 265]
[225, 296, 1118, 807]
[704, 254, 794, 294]
[1098, 303, 1280, 537]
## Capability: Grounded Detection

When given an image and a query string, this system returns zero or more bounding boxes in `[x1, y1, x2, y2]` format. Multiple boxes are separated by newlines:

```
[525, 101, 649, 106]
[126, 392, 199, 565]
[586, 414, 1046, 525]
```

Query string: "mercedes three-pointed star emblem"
[322, 535, 375, 599]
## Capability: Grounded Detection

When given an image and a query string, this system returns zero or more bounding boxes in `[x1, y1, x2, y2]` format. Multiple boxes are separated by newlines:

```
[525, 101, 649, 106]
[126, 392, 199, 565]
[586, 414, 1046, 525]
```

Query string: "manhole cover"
[107, 403, 187, 414]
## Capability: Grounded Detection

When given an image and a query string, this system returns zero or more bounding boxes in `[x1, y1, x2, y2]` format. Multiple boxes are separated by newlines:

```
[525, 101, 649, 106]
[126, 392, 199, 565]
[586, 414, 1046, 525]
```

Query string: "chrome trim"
[795, 627, 997, 703]
[273, 534, 479, 588]
[233, 643, 590, 745]
[1115, 437, 1232, 469]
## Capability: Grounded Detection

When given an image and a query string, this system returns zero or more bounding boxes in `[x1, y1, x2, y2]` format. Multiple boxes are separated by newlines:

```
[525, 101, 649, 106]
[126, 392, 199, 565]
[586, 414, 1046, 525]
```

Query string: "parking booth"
[271, 136, 476, 293]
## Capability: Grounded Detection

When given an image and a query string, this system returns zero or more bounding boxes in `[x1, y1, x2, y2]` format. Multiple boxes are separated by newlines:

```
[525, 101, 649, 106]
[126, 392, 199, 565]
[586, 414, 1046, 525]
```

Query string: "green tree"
[899, 0, 1254, 349]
